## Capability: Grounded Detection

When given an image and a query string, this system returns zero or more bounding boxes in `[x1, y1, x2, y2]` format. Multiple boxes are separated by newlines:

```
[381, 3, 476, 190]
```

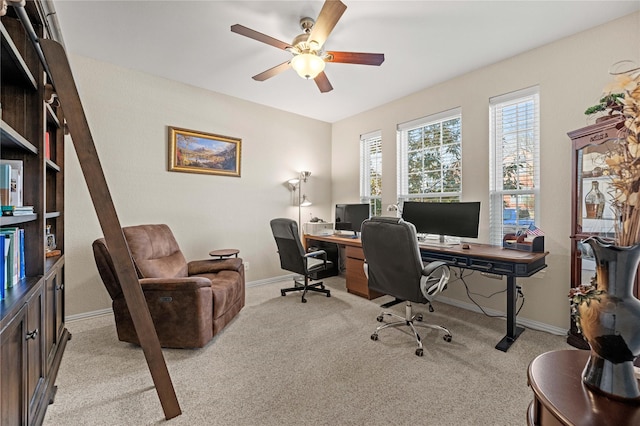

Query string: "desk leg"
[495, 276, 525, 352]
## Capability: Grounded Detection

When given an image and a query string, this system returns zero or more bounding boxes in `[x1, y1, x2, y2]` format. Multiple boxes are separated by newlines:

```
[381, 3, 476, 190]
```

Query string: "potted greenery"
[584, 93, 624, 121]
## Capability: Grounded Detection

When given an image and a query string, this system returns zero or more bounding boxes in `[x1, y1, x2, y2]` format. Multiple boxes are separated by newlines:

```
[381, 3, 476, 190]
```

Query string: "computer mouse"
[461, 243, 470, 249]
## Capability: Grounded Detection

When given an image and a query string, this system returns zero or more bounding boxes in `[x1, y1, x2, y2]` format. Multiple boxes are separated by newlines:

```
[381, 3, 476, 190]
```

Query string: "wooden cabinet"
[1, 2, 70, 424]
[567, 117, 628, 348]
[345, 245, 382, 299]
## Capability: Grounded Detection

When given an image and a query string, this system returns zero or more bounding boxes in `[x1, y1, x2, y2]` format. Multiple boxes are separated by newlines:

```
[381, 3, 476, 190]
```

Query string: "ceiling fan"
[231, 0, 384, 93]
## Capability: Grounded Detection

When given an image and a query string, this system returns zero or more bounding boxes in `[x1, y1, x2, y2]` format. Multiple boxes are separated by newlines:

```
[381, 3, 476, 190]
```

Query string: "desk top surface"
[304, 233, 547, 264]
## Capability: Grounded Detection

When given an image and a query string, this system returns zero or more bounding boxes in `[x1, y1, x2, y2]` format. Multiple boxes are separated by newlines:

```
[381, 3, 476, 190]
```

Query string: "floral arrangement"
[568, 284, 605, 333]
[601, 62, 640, 247]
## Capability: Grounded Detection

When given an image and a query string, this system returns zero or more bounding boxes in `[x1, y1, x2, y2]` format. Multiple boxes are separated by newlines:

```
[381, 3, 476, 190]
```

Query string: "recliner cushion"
[123, 224, 188, 278]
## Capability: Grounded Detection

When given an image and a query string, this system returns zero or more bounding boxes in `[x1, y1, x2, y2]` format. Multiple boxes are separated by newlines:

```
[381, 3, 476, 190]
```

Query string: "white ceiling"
[52, 1, 640, 123]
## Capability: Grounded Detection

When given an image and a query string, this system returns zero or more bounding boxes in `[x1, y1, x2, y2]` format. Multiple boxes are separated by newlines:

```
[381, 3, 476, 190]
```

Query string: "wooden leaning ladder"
[39, 39, 182, 419]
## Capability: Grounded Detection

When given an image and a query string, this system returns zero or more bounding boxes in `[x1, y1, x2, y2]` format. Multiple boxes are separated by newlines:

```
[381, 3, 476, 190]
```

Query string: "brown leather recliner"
[92, 224, 245, 348]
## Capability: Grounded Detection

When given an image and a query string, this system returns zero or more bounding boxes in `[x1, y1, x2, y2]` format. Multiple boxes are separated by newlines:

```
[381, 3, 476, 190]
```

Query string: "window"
[360, 131, 382, 216]
[489, 87, 540, 245]
[397, 108, 462, 205]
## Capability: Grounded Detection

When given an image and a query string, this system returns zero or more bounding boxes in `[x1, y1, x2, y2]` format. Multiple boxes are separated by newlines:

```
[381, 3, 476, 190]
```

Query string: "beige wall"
[64, 55, 332, 316]
[331, 12, 640, 330]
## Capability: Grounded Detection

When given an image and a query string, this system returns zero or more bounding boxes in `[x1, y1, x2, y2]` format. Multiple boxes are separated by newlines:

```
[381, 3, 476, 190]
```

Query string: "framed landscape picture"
[168, 126, 241, 177]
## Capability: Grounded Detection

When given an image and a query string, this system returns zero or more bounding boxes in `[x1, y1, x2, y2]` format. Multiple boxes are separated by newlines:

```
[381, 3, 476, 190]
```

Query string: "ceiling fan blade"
[325, 51, 385, 66]
[314, 71, 333, 93]
[231, 24, 292, 51]
[308, 0, 347, 49]
[252, 61, 292, 81]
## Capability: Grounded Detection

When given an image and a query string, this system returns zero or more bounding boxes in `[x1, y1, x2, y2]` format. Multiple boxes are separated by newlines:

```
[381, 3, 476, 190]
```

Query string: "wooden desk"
[304, 234, 548, 352]
[527, 350, 640, 425]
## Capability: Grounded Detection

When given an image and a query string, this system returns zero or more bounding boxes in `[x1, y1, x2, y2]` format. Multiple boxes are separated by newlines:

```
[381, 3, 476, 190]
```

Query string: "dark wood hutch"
[1, 1, 70, 423]
[567, 116, 634, 349]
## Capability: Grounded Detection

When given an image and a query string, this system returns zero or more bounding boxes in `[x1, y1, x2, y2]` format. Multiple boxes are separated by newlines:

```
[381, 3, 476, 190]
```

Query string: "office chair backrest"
[361, 216, 426, 304]
[270, 218, 307, 275]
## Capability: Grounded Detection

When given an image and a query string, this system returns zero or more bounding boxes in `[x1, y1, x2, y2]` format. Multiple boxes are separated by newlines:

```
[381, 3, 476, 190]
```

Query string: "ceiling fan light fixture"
[291, 53, 325, 80]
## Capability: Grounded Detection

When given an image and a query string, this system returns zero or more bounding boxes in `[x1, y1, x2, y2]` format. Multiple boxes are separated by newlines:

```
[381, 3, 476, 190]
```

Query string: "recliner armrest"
[187, 258, 244, 275]
[139, 276, 212, 291]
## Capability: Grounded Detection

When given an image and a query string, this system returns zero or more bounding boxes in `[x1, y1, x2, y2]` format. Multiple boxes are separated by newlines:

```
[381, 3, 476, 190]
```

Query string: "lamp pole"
[298, 171, 311, 236]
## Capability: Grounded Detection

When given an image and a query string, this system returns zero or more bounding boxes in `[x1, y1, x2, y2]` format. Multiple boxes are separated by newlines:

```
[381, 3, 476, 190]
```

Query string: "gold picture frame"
[168, 126, 241, 177]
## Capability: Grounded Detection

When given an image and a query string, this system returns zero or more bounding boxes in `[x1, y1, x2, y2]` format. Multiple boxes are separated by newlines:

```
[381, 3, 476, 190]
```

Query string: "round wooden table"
[527, 349, 640, 425]
[208, 248, 239, 259]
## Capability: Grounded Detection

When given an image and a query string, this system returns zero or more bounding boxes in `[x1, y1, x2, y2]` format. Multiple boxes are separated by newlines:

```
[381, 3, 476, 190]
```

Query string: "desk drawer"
[346, 245, 365, 261]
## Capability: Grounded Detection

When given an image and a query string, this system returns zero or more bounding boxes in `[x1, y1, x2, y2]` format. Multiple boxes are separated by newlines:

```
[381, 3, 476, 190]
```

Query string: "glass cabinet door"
[568, 117, 626, 348]
[576, 140, 618, 286]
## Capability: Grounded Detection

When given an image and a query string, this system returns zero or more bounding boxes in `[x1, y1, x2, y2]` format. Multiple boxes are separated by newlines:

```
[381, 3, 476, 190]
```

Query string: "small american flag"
[526, 224, 544, 236]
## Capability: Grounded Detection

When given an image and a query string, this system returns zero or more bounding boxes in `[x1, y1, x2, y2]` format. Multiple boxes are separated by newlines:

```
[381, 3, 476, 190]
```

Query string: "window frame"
[489, 86, 540, 245]
[360, 130, 382, 217]
[396, 108, 463, 205]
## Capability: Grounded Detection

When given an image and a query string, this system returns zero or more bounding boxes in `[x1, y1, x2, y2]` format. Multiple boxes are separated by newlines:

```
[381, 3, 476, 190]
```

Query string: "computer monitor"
[401, 201, 481, 243]
[335, 203, 370, 237]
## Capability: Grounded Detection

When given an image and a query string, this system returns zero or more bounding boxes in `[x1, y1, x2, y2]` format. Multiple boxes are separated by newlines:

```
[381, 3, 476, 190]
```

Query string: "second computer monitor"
[401, 201, 480, 240]
[335, 203, 370, 236]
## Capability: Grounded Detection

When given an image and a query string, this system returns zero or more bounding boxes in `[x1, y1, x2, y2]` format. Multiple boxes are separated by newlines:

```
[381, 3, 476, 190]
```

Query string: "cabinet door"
[45, 263, 64, 369]
[26, 287, 45, 422]
[0, 305, 28, 425]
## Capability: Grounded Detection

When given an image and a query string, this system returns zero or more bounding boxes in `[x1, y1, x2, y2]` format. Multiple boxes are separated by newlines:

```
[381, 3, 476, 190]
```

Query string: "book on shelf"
[0, 159, 23, 207]
[0, 164, 10, 207]
[18, 228, 24, 280]
[45, 132, 51, 160]
[0, 227, 19, 287]
[12, 206, 34, 215]
[0, 235, 5, 299]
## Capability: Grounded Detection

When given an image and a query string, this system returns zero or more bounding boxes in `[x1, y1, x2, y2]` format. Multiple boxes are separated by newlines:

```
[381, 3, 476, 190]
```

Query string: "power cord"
[453, 268, 525, 319]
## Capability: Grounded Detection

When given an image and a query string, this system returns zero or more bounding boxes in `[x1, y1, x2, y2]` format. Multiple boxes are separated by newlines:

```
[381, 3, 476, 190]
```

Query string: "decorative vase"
[578, 237, 640, 402]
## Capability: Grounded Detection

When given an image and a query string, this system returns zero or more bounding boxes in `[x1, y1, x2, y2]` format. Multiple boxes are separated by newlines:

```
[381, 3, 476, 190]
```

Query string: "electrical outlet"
[244, 261, 250, 271]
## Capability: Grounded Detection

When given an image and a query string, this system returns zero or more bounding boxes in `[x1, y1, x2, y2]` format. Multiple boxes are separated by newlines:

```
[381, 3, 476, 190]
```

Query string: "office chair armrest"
[422, 260, 449, 276]
[139, 276, 212, 292]
[304, 250, 327, 260]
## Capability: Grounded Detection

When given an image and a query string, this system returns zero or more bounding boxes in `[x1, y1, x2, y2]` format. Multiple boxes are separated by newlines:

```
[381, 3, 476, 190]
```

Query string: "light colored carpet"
[44, 276, 571, 425]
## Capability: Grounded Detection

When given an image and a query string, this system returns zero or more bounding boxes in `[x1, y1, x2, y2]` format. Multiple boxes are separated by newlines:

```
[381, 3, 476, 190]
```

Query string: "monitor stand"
[421, 234, 456, 248]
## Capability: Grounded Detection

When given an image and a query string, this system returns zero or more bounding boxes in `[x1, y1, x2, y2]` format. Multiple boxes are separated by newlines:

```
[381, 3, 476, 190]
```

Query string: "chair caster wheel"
[376, 315, 384, 322]
[326, 293, 331, 297]
[281, 291, 286, 296]
[428, 305, 434, 313]
[415, 314, 423, 322]
[415, 348, 423, 357]
[371, 334, 378, 341]
[443, 334, 452, 342]
[301, 298, 307, 303]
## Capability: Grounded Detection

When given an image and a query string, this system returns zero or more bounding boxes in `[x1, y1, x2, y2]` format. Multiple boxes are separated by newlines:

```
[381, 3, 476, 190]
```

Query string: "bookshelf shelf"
[0, 119, 38, 154]
[0, 213, 37, 226]
[0, 22, 37, 90]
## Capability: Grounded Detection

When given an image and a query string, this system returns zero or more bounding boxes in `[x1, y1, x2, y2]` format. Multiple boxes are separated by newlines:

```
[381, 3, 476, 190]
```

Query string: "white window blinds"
[360, 130, 382, 216]
[397, 108, 462, 204]
[489, 86, 540, 245]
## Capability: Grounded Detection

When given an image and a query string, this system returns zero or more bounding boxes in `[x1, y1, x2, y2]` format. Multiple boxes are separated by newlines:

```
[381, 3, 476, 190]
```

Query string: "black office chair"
[270, 218, 332, 303]
[361, 216, 452, 356]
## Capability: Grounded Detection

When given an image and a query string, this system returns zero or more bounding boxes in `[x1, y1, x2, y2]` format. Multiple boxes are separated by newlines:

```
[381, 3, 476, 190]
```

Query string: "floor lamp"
[288, 171, 312, 235]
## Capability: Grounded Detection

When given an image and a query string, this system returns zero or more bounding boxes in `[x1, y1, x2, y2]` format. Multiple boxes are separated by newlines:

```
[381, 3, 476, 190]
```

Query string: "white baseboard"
[246, 274, 297, 288]
[436, 295, 567, 336]
[66, 308, 113, 323]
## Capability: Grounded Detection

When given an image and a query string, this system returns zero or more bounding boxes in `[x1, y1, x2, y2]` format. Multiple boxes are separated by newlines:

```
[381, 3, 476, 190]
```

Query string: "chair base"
[370, 301, 452, 356]
[281, 276, 331, 303]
